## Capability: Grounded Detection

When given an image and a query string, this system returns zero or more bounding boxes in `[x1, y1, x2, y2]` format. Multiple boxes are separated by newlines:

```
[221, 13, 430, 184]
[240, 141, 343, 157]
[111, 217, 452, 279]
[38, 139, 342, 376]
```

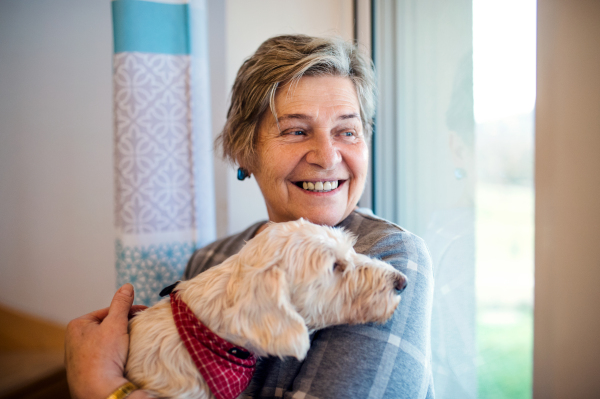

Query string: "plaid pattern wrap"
[184, 209, 435, 399]
[170, 293, 256, 399]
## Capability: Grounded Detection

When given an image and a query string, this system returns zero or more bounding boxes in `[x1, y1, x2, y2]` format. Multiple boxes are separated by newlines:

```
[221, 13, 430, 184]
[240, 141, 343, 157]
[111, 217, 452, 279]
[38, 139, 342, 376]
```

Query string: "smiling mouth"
[294, 180, 343, 193]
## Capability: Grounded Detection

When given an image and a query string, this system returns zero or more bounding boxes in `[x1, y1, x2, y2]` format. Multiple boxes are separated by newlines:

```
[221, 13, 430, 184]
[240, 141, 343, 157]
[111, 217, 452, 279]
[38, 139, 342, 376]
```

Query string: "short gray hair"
[217, 34, 376, 167]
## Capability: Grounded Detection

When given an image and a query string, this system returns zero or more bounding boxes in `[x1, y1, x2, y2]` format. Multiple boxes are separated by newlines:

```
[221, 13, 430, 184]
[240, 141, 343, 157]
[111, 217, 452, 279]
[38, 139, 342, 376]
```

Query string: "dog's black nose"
[394, 275, 407, 294]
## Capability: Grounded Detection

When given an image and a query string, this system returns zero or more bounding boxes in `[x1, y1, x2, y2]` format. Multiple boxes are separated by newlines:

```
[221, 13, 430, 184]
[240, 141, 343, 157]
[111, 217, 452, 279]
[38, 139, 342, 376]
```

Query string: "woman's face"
[250, 75, 368, 226]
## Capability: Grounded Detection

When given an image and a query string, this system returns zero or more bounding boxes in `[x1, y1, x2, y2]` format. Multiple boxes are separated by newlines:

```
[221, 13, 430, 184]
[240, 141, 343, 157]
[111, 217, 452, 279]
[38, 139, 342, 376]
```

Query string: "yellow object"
[106, 381, 138, 399]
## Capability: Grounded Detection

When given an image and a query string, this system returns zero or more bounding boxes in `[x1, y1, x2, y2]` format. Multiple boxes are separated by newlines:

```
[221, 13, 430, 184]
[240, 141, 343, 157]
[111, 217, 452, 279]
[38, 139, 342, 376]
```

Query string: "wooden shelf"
[0, 350, 69, 399]
[0, 305, 70, 398]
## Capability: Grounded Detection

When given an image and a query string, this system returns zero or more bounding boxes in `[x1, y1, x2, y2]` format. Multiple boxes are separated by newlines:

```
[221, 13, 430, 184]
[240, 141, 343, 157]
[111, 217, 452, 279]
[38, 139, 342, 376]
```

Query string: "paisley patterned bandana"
[170, 293, 256, 399]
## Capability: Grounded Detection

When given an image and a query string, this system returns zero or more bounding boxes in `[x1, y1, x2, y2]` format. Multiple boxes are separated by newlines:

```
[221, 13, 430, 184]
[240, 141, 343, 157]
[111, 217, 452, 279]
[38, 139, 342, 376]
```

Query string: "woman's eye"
[340, 131, 354, 137]
[280, 129, 306, 137]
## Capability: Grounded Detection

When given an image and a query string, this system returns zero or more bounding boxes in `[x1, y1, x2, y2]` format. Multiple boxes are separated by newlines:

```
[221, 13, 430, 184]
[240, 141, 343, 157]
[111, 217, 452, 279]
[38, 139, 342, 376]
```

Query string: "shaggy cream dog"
[125, 219, 407, 399]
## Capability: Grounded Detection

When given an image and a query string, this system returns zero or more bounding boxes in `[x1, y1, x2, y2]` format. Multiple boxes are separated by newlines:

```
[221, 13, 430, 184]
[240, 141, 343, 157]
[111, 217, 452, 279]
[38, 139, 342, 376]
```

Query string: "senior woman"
[65, 35, 434, 399]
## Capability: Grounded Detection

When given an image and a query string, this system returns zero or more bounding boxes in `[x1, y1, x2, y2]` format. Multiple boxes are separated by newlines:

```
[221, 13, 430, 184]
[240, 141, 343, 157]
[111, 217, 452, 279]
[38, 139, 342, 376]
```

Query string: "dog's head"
[225, 219, 406, 360]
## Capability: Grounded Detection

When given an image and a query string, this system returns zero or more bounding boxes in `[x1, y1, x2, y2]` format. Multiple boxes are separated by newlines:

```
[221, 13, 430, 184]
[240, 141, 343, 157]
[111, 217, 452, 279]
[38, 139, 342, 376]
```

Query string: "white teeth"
[300, 180, 339, 192]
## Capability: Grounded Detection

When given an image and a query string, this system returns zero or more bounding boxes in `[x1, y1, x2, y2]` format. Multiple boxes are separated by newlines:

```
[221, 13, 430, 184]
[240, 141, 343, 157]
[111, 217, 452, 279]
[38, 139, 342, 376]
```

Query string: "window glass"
[473, 1, 535, 398]
[372, 1, 535, 398]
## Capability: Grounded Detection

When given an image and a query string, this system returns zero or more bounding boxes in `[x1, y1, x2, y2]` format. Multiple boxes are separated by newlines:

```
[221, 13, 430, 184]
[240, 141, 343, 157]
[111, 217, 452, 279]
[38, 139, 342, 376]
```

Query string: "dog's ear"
[228, 264, 310, 360]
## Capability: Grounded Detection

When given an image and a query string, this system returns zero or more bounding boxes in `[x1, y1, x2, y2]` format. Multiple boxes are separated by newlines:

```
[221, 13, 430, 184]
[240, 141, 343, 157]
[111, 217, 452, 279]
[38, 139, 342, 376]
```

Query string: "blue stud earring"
[237, 167, 250, 181]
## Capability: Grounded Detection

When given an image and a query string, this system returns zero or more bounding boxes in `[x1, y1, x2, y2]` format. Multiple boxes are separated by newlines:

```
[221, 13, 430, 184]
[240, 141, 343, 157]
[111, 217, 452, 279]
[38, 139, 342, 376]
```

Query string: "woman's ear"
[228, 264, 310, 360]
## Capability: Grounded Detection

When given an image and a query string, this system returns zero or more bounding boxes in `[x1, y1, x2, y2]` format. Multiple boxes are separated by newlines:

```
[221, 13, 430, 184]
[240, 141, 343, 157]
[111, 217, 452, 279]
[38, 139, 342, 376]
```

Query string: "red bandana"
[170, 293, 256, 399]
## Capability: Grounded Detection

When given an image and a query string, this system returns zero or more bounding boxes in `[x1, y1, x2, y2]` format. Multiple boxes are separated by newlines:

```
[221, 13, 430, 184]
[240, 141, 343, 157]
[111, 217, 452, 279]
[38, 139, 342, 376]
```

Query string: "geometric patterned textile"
[112, 0, 215, 305]
[115, 239, 195, 306]
[113, 52, 195, 235]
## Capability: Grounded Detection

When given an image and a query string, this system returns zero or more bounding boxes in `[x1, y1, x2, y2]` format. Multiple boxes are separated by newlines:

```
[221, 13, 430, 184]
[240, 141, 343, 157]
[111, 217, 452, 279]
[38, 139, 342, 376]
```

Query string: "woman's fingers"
[75, 286, 146, 324]
[83, 307, 110, 322]
[65, 284, 139, 399]
[105, 283, 135, 327]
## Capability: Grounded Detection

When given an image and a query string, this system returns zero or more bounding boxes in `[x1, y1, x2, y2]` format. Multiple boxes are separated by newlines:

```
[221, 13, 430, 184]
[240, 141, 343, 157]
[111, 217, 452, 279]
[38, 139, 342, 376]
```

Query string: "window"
[372, 0, 536, 397]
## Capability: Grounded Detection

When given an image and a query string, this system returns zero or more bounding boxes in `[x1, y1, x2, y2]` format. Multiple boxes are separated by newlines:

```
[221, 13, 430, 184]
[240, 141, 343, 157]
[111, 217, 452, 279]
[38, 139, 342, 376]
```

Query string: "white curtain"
[112, 0, 215, 306]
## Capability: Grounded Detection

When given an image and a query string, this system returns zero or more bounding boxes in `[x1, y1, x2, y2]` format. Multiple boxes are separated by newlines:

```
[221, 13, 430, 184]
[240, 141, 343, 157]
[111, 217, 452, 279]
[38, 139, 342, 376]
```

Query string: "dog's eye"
[333, 262, 343, 272]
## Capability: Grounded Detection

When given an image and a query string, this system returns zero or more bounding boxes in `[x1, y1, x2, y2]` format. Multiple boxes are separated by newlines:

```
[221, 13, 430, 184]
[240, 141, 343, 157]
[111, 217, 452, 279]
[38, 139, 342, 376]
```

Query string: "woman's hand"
[65, 283, 148, 399]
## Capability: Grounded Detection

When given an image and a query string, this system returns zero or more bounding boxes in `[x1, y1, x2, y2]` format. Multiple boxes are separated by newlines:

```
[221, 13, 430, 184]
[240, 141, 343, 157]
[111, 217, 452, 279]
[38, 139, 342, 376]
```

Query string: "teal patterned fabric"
[116, 240, 194, 306]
[112, 0, 215, 305]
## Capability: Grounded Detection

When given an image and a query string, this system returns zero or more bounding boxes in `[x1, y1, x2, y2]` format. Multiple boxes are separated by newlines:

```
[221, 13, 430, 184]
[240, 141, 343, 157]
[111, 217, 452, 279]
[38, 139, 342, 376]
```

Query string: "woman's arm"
[65, 284, 152, 399]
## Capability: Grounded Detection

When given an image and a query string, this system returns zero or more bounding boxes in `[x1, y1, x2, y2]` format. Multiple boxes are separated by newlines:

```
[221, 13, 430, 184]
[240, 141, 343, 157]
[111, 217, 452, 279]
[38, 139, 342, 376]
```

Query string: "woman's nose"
[305, 135, 341, 170]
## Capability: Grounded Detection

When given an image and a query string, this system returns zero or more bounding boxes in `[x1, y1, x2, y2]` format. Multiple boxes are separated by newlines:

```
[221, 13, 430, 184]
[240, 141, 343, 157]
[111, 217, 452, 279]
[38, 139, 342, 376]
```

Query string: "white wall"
[0, 0, 353, 324]
[0, 0, 116, 325]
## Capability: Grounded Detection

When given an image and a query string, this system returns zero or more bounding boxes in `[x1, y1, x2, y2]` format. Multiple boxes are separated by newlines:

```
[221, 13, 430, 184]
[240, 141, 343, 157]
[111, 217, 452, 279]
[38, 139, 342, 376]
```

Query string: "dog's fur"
[125, 219, 407, 399]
